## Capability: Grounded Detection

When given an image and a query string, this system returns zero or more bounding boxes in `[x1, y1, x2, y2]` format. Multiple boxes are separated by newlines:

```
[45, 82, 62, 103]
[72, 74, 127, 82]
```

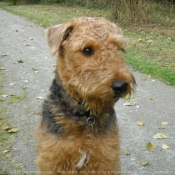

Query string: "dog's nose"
[111, 80, 128, 97]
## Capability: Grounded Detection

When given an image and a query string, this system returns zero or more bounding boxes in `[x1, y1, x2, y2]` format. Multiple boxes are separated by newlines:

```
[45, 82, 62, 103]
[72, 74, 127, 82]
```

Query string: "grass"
[124, 28, 175, 85]
[0, 66, 16, 174]
[0, 3, 110, 27]
[0, 65, 27, 174]
[0, 2, 175, 85]
[5, 89, 28, 104]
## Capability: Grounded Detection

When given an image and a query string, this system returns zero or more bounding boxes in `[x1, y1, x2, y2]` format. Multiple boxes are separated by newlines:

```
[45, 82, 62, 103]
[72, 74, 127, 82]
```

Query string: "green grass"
[0, 66, 16, 174]
[0, 65, 27, 174]
[0, 2, 175, 85]
[5, 90, 27, 104]
[124, 28, 175, 85]
[0, 3, 110, 27]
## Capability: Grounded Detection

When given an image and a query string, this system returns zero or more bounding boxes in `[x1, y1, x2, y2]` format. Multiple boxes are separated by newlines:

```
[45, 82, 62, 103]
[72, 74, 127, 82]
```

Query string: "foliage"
[111, 0, 175, 26]
[4, 0, 40, 4]
[38, 0, 110, 8]
[5, 0, 21, 5]
[39, 0, 61, 4]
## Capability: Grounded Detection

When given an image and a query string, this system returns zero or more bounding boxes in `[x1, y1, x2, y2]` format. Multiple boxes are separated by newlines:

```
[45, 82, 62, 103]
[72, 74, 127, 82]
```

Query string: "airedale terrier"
[35, 17, 136, 175]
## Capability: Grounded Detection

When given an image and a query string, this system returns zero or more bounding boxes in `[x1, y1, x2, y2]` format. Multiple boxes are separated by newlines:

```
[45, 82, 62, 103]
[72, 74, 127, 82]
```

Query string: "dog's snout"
[111, 80, 128, 96]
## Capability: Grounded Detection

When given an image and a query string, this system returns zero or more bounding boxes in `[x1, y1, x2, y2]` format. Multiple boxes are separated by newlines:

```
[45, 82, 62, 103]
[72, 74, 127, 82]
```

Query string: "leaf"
[4, 150, 10, 153]
[123, 102, 137, 106]
[161, 122, 168, 125]
[0, 67, 6, 70]
[137, 38, 144, 42]
[1, 94, 8, 98]
[10, 93, 16, 96]
[0, 54, 7, 57]
[162, 144, 170, 150]
[123, 94, 134, 99]
[140, 161, 149, 166]
[32, 67, 38, 71]
[2, 124, 11, 131]
[10, 83, 16, 86]
[153, 133, 169, 139]
[149, 97, 155, 100]
[158, 125, 165, 129]
[137, 121, 146, 126]
[123, 150, 131, 155]
[37, 96, 44, 100]
[17, 60, 24, 63]
[8, 128, 18, 133]
[146, 142, 157, 152]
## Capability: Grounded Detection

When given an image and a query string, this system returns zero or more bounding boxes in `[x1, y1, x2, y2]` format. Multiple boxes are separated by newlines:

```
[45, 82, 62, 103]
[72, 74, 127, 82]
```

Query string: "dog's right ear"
[45, 23, 73, 56]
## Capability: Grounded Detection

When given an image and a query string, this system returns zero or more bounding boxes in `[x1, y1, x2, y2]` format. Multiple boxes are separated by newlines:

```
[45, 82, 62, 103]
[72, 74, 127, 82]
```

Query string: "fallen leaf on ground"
[0, 54, 7, 57]
[137, 121, 146, 126]
[0, 67, 6, 70]
[4, 150, 10, 153]
[2, 124, 11, 131]
[137, 38, 144, 42]
[8, 128, 18, 133]
[1, 94, 8, 98]
[123, 150, 131, 155]
[37, 96, 44, 100]
[162, 144, 170, 150]
[123, 102, 137, 106]
[10, 93, 16, 96]
[140, 161, 149, 166]
[146, 142, 157, 152]
[158, 125, 165, 129]
[161, 122, 169, 125]
[32, 67, 38, 71]
[153, 133, 169, 139]
[17, 60, 24, 63]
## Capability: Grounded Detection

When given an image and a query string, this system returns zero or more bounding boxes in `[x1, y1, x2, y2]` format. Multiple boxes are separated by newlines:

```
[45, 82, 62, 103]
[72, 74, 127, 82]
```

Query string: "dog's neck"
[45, 78, 116, 134]
[50, 78, 93, 118]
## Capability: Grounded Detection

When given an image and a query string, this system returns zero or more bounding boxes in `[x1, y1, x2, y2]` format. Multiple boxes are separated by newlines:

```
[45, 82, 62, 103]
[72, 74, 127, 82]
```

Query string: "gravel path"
[0, 9, 175, 175]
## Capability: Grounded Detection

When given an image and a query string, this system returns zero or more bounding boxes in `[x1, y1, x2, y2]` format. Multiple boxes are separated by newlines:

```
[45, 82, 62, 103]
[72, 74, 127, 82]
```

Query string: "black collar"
[61, 105, 91, 118]
[50, 78, 93, 118]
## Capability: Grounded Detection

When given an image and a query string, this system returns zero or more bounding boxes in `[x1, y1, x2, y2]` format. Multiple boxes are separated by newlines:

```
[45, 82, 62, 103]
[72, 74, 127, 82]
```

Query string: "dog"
[35, 17, 136, 175]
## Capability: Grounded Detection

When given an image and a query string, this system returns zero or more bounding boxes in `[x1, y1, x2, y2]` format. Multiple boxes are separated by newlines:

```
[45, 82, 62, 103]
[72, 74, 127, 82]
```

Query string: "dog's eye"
[82, 48, 94, 56]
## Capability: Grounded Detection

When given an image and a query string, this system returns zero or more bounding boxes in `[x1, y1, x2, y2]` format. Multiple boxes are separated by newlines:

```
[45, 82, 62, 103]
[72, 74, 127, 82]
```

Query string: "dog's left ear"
[45, 23, 73, 56]
[112, 23, 126, 53]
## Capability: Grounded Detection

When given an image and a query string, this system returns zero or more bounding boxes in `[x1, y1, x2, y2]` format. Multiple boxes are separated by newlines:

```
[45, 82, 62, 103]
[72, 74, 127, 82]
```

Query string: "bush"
[6, 0, 21, 5]
[4, 0, 40, 4]
[39, 0, 60, 4]
[111, 0, 175, 26]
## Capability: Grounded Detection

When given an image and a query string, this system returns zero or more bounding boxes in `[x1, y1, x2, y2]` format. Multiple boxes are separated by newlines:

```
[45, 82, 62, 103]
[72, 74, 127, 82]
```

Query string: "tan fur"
[36, 17, 136, 175]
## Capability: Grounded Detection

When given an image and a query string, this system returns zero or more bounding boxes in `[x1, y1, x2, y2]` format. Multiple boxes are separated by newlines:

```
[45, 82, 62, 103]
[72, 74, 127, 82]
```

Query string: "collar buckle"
[87, 113, 96, 132]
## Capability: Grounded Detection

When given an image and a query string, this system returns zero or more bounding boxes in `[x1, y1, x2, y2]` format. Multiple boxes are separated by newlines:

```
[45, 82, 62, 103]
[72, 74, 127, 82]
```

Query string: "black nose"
[111, 80, 128, 97]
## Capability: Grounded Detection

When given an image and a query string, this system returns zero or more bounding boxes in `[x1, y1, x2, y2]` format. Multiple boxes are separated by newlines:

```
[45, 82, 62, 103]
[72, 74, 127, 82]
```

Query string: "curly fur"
[35, 17, 136, 175]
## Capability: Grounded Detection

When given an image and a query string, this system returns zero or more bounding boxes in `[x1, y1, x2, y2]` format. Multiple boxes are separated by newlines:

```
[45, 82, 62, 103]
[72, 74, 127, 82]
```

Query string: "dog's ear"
[112, 23, 126, 53]
[45, 23, 73, 56]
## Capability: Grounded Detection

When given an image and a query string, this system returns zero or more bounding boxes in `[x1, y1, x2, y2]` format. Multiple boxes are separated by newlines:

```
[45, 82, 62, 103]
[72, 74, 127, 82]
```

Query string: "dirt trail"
[0, 9, 175, 175]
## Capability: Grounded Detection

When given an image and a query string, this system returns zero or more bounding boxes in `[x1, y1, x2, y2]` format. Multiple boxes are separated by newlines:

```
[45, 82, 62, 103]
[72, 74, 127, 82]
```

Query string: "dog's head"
[46, 17, 136, 115]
